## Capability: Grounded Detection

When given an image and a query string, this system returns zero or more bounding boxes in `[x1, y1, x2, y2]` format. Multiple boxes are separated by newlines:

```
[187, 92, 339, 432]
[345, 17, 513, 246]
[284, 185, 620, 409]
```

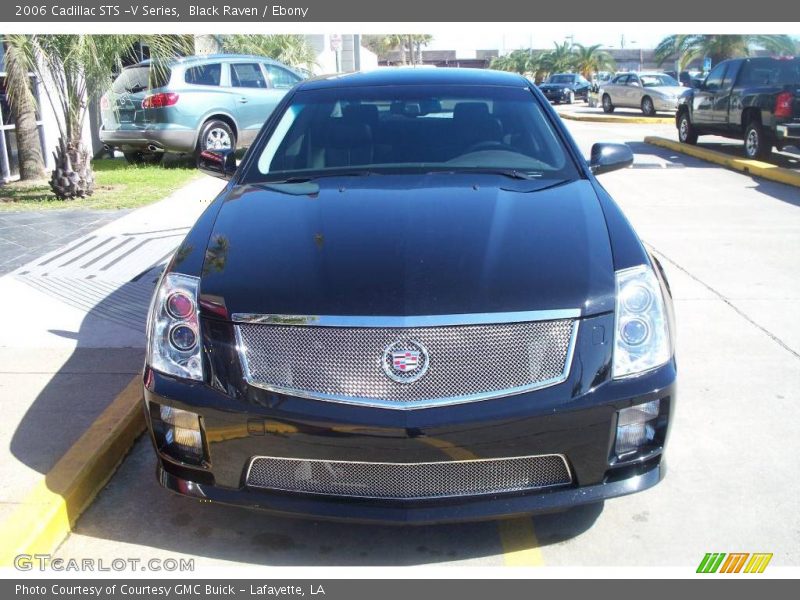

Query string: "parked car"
[677, 56, 800, 159]
[600, 72, 685, 116]
[143, 68, 677, 523]
[99, 54, 304, 164]
[538, 73, 591, 104]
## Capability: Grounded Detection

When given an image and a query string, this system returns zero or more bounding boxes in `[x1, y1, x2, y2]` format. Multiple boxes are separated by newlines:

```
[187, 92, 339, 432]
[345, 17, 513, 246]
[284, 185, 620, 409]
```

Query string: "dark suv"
[676, 56, 800, 159]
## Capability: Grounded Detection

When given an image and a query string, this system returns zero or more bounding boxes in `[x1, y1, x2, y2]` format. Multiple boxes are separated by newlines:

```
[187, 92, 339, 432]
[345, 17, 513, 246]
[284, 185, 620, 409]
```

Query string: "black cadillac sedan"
[538, 73, 592, 104]
[144, 68, 676, 523]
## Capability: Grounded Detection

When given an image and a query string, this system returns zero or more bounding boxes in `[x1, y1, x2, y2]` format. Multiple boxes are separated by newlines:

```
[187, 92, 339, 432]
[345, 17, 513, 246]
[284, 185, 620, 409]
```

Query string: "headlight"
[613, 264, 670, 378]
[147, 272, 203, 380]
[563, 87, 571, 93]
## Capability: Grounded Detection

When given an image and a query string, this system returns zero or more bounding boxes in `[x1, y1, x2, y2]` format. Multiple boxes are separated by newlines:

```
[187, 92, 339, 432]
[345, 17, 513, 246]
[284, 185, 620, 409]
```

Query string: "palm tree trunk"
[4, 43, 46, 181]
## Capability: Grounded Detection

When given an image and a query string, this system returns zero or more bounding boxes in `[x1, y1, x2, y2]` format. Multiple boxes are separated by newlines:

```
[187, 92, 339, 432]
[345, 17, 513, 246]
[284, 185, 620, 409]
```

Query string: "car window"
[231, 63, 268, 89]
[184, 63, 221, 86]
[549, 75, 574, 84]
[249, 85, 580, 183]
[739, 58, 800, 86]
[704, 63, 727, 92]
[265, 65, 300, 89]
[611, 75, 627, 85]
[627, 76, 641, 87]
[640, 74, 679, 87]
[112, 65, 170, 94]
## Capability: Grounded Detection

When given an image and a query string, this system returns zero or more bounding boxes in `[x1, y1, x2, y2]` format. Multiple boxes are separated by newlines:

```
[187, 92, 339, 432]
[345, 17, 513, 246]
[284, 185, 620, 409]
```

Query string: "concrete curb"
[645, 136, 800, 189]
[0, 376, 144, 566]
[558, 110, 674, 125]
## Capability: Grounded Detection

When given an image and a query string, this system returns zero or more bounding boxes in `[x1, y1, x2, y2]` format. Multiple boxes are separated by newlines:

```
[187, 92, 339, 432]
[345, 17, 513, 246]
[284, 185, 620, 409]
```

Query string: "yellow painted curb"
[558, 111, 674, 125]
[0, 376, 145, 566]
[645, 136, 800, 188]
[498, 517, 544, 566]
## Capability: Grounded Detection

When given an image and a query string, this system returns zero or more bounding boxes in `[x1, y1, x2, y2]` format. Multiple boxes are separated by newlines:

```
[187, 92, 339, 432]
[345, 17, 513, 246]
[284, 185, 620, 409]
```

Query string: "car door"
[607, 75, 628, 105]
[229, 62, 283, 147]
[625, 74, 643, 108]
[713, 60, 741, 128]
[692, 63, 727, 126]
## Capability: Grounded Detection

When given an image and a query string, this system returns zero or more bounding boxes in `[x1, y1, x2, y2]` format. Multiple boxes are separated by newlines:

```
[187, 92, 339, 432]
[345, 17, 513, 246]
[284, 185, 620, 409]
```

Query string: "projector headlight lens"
[613, 265, 671, 378]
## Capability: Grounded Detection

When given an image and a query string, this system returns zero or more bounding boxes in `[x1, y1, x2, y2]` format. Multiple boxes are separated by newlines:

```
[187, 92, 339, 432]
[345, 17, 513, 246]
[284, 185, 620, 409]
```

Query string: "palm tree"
[8, 35, 191, 200]
[655, 34, 796, 71]
[571, 44, 615, 80]
[540, 42, 577, 76]
[2, 38, 45, 180]
[362, 34, 433, 65]
[220, 35, 317, 71]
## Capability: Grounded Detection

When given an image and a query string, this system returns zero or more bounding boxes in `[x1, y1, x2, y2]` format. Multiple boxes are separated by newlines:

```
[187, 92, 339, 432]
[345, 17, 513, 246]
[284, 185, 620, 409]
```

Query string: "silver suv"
[100, 54, 304, 164]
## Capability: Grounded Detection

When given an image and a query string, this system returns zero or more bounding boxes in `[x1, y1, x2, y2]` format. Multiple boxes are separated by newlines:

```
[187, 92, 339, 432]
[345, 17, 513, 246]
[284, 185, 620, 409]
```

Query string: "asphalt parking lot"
[50, 118, 800, 568]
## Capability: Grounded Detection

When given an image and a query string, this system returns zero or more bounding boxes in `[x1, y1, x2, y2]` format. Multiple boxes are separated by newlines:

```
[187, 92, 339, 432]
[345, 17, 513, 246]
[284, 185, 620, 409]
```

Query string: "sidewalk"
[0, 174, 224, 527]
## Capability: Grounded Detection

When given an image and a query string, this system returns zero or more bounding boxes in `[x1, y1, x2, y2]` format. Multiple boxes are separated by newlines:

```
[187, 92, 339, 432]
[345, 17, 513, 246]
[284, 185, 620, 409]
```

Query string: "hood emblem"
[382, 340, 429, 384]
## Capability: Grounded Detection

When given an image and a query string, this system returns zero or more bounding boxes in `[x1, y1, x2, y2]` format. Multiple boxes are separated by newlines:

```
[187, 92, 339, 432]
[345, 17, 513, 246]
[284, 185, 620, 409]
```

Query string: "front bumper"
[653, 97, 680, 113]
[541, 89, 571, 103]
[143, 311, 676, 524]
[99, 126, 196, 154]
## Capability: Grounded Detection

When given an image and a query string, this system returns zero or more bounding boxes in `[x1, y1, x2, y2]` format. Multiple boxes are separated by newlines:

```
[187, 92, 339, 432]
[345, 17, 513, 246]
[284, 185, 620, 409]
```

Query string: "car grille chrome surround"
[233, 310, 579, 409]
[245, 454, 573, 499]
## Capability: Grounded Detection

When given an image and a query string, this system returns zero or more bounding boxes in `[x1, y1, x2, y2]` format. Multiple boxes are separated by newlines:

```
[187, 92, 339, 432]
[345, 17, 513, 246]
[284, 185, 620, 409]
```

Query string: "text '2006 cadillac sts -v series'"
[143, 68, 676, 524]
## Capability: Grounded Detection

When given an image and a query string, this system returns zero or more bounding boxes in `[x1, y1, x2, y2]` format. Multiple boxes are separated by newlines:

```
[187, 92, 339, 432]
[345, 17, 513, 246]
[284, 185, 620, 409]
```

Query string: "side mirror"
[198, 149, 236, 180]
[589, 143, 633, 176]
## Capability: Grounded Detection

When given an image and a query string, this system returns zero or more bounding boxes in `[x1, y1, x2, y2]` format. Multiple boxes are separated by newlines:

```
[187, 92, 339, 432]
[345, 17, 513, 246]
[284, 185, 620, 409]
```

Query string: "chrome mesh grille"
[246, 455, 572, 499]
[236, 318, 576, 407]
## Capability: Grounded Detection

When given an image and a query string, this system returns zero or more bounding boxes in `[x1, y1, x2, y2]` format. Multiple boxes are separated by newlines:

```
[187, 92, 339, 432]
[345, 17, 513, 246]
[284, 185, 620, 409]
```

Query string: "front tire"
[641, 96, 656, 117]
[677, 111, 698, 145]
[602, 94, 614, 113]
[195, 119, 236, 163]
[744, 120, 772, 161]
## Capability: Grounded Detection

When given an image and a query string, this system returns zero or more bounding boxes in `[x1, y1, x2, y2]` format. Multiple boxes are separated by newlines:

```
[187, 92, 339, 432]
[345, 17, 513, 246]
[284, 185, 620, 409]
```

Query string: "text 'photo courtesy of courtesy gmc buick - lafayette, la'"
[677, 56, 800, 159]
[143, 68, 677, 524]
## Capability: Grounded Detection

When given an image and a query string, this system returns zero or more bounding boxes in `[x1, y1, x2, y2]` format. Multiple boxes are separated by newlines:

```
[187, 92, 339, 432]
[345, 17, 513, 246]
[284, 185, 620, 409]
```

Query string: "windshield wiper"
[262, 170, 380, 184]
[432, 168, 543, 180]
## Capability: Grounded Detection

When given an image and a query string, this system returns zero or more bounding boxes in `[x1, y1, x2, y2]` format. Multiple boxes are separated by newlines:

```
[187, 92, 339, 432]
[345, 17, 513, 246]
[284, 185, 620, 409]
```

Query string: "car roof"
[297, 68, 530, 91]
[131, 54, 293, 69]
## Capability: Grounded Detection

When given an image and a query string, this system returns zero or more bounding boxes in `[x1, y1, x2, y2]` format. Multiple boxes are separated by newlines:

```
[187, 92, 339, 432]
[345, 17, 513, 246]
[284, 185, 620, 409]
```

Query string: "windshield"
[640, 74, 679, 87]
[250, 85, 578, 182]
[111, 65, 171, 94]
[548, 75, 574, 84]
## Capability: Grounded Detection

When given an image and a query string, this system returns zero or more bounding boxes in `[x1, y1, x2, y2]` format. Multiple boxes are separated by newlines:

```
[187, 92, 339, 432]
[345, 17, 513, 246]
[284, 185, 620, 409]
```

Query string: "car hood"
[540, 83, 572, 90]
[198, 174, 616, 319]
[646, 85, 685, 97]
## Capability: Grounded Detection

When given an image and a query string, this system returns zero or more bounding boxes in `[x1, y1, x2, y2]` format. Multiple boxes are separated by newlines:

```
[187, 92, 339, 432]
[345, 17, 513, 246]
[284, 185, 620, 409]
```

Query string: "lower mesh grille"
[246, 455, 573, 499]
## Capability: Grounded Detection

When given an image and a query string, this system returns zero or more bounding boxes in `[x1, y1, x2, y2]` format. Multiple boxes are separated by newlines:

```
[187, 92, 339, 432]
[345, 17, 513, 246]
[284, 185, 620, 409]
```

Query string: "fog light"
[615, 400, 659, 456]
[153, 404, 204, 463]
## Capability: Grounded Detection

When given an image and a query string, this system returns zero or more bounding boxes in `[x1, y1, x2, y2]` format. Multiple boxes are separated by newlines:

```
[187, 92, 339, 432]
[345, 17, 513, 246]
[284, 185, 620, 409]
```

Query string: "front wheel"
[195, 119, 236, 163]
[602, 94, 614, 113]
[744, 121, 772, 161]
[677, 112, 698, 145]
[641, 96, 656, 117]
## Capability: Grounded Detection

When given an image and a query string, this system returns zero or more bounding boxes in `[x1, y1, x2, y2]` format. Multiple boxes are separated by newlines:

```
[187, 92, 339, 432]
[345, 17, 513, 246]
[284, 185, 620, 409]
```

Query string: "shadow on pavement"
[624, 141, 800, 208]
[69, 436, 604, 566]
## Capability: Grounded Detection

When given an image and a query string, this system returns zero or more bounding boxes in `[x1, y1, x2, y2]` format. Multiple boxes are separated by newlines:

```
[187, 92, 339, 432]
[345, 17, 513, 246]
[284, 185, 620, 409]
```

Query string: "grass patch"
[0, 158, 200, 211]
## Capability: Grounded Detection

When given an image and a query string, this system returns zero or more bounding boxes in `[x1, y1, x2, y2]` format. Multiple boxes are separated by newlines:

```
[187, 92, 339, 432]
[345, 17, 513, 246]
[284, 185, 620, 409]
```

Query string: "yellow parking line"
[497, 517, 544, 566]
[0, 376, 144, 566]
[558, 111, 674, 125]
[645, 136, 800, 189]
